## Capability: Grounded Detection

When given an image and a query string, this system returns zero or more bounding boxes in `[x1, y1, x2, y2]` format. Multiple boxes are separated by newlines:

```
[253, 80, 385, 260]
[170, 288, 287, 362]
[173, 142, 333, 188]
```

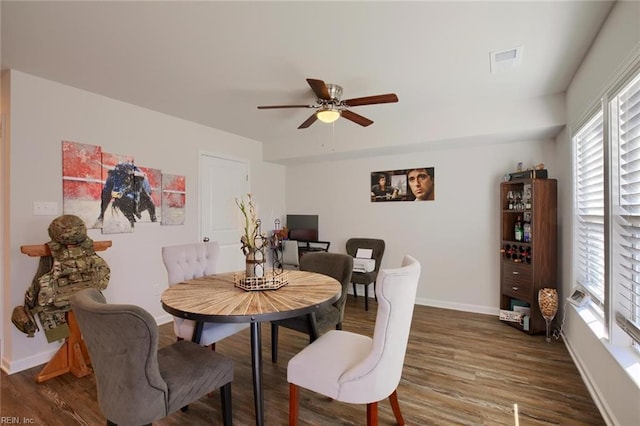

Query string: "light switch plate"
[33, 201, 59, 216]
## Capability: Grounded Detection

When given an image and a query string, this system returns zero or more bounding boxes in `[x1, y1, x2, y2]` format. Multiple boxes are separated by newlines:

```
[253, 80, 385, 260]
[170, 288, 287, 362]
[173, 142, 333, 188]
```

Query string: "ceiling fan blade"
[257, 104, 315, 109]
[341, 110, 373, 127]
[306, 79, 331, 100]
[298, 113, 318, 129]
[343, 93, 398, 107]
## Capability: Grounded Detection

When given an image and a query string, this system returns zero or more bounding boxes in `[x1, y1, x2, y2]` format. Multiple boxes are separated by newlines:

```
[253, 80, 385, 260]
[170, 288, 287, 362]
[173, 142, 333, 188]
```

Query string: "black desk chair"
[346, 238, 385, 311]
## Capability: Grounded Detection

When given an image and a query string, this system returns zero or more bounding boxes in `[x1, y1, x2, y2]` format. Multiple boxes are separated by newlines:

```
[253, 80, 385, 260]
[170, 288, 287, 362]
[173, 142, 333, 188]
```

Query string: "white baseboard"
[348, 288, 498, 316]
[154, 313, 173, 326]
[3, 312, 176, 375]
[562, 332, 616, 426]
[2, 344, 61, 376]
[415, 296, 498, 316]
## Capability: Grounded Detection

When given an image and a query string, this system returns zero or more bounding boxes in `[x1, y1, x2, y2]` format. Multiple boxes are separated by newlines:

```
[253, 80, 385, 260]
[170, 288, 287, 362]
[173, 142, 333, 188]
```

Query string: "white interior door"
[200, 154, 249, 273]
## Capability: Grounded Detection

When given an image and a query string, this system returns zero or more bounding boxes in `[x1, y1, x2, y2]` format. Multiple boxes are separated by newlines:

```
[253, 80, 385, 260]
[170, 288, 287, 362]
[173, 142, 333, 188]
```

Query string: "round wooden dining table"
[161, 269, 341, 426]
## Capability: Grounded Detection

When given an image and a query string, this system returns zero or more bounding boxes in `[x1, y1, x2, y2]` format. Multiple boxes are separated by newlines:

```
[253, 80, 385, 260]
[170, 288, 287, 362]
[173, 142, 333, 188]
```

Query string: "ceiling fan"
[257, 78, 398, 129]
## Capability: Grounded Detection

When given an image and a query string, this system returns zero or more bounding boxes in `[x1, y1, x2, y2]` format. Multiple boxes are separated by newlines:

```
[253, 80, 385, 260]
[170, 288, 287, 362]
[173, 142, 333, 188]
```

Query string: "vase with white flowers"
[235, 193, 267, 278]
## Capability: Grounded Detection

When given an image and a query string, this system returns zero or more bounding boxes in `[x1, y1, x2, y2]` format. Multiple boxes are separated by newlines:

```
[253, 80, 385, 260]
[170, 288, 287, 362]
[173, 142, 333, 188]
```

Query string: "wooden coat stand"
[20, 240, 112, 383]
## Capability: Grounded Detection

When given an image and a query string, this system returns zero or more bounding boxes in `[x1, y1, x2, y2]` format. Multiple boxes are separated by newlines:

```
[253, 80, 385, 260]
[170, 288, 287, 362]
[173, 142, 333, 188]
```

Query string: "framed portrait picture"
[371, 167, 435, 202]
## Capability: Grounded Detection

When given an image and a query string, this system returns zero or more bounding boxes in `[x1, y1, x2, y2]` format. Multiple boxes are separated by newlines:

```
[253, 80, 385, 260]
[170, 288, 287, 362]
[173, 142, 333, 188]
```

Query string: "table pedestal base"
[250, 322, 264, 426]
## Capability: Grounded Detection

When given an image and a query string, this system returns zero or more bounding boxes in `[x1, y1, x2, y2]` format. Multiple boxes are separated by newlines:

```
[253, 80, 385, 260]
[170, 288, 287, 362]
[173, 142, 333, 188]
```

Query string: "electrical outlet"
[33, 201, 59, 216]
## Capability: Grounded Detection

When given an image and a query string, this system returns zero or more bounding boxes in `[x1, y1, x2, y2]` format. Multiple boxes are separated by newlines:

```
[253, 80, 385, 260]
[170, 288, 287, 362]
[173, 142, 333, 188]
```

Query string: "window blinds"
[614, 73, 640, 343]
[575, 111, 605, 303]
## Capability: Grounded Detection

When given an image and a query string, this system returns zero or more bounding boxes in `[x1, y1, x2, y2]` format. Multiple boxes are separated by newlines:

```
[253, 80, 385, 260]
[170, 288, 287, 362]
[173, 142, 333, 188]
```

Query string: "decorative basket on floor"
[234, 270, 289, 291]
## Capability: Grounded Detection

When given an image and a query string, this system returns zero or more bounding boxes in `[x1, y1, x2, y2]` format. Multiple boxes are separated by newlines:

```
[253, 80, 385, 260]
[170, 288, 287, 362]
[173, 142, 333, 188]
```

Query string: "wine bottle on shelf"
[514, 215, 523, 242]
[523, 218, 531, 243]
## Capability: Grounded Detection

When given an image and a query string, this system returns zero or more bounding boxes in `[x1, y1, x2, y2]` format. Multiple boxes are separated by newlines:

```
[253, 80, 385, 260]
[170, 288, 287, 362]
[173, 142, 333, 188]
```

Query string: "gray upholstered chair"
[70, 288, 233, 426]
[270, 252, 353, 363]
[162, 242, 248, 347]
[346, 238, 386, 311]
[288, 255, 421, 426]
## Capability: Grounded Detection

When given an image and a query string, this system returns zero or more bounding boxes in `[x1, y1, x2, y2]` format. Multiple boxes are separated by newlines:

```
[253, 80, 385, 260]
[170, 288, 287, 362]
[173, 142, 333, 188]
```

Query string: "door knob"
[203, 237, 210, 242]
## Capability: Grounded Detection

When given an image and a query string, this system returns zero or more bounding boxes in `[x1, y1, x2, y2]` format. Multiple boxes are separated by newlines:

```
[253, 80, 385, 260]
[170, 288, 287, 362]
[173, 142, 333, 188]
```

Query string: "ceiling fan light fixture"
[257, 78, 398, 128]
[316, 108, 341, 124]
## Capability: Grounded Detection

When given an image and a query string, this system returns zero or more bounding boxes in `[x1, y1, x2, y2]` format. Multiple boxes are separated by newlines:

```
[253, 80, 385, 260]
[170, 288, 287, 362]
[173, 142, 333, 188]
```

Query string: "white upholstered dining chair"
[282, 239, 300, 270]
[162, 242, 248, 347]
[287, 255, 421, 426]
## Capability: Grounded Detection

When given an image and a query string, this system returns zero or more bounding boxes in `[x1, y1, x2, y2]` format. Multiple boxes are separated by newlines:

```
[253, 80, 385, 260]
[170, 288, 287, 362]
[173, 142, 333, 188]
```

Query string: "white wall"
[3, 5, 638, 423]
[559, 2, 640, 425]
[251, 159, 287, 264]
[287, 138, 556, 314]
[0, 69, 9, 380]
[1, 70, 285, 373]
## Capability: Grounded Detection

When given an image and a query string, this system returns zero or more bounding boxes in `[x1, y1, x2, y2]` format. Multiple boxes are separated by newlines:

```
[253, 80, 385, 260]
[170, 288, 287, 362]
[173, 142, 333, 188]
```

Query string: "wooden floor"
[1, 296, 605, 425]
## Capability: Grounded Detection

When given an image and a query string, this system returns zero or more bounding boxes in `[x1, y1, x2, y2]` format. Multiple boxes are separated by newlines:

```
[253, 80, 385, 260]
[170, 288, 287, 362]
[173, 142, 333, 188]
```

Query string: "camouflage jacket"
[14, 215, 110, 342]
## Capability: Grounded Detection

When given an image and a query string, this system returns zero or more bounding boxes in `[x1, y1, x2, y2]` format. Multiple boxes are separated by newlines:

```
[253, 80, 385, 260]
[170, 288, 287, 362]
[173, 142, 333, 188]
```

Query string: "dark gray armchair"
[270, 252, 353, 363]
[346, 238, 386, 311]
[70, 288, 233, 426]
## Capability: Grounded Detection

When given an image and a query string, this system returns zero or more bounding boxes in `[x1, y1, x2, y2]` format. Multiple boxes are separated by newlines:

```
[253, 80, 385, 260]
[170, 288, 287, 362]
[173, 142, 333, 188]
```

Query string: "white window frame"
[574, 109, 606, 308]
[610, 70, 640, 345]
[573, 62, 640, 347]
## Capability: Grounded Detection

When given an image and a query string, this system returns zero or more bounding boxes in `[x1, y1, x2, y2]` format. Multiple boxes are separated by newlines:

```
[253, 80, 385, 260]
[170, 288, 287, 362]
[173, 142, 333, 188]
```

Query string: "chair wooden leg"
[353, 282, 358, 298]
[289, 383, 299, 426]
[221, 382, 232, 426]
[389, 390, 405, 425]
[271, 323, 279, 363]
[366, 401, 378, 426]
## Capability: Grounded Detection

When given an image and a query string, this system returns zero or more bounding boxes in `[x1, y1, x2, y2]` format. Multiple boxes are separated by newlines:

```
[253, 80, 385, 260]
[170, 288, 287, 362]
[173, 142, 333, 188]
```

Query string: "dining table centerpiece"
[236, 193, 268, 278]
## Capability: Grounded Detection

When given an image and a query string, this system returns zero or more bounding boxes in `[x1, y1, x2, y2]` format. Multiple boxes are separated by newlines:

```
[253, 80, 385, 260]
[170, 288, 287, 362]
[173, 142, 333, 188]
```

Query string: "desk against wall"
[286, 228, 330, 256]
[297, 240, 330, 255]
[273, 232, 330, 270]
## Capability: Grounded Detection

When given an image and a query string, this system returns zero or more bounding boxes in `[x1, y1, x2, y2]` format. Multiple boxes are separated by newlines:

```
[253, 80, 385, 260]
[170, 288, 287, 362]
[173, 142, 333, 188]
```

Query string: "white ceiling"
[1, 1, 614, 164]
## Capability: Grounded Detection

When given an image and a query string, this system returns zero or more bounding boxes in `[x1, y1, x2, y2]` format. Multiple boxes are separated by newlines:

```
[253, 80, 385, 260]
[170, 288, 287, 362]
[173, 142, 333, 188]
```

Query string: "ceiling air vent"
[490, 46, 524, 73]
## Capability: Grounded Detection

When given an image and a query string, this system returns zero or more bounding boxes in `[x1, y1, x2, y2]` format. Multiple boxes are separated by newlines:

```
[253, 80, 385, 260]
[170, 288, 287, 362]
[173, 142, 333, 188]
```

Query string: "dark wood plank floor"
[1, 296, 605, 425]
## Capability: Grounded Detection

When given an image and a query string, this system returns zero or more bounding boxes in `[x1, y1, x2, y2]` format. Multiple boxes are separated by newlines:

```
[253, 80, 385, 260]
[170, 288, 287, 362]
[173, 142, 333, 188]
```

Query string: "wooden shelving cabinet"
[499, 178, 557, 334]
